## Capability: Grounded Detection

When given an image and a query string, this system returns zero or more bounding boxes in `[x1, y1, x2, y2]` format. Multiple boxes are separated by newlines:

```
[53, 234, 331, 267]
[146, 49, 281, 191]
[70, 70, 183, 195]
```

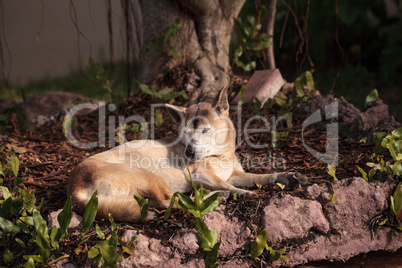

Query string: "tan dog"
[68, 87, 301, 222]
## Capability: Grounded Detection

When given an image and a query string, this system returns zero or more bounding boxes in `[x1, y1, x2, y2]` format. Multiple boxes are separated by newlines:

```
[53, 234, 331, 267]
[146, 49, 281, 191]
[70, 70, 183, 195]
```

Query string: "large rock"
[273, 177, 402, 267]
[231, 69, 285, 105]
[172, 210, 253, 257]
[47, 208, 82, 230]
[293, 94, 360, 132]
[0, 92, 99, 127]
[350, 99, 401, 143]
[262, 195, 330, 244]
[52, 178, 401, 267]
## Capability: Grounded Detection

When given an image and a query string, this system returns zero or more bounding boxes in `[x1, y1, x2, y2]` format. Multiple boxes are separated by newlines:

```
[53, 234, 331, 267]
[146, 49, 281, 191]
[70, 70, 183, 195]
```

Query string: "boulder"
[231, 69, 285, 105]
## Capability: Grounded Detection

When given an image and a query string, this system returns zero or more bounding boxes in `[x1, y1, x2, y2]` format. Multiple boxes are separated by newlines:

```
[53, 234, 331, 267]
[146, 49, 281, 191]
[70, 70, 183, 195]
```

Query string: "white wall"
[2, 0, 125, 85]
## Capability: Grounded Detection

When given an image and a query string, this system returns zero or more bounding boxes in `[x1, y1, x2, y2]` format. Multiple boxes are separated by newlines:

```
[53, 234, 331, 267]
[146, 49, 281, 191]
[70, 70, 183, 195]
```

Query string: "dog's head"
[166, 86, 235, 161]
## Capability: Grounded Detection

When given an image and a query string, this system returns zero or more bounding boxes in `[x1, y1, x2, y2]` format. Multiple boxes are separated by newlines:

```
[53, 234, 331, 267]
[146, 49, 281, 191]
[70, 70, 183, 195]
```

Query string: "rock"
[47, 209, 82, 229]
[273, 177, 402, 267]
[0, 92, 99, 127]
[293, 94, 361, 132]
[172, 211, 252, 257]
[262, 195, 330, 244]
[171, 229, 199, 254]
[350, 99, 401, 143]
[231, 69, 285, 105]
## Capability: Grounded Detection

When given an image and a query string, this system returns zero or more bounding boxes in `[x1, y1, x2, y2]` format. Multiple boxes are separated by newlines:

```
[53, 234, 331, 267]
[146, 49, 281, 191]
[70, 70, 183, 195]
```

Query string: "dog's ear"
[214, 85, 229, 116]
[165, 104, 187, 123]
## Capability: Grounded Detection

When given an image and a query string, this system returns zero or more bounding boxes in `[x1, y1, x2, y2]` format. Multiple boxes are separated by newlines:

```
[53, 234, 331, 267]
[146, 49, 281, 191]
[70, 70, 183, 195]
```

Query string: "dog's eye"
[202, 128, 211, 134]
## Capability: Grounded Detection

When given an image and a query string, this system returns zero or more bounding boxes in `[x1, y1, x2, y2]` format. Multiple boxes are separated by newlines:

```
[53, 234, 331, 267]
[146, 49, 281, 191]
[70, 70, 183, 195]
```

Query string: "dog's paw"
[276, 172, 307, 189]
[233, 188, 256, 198]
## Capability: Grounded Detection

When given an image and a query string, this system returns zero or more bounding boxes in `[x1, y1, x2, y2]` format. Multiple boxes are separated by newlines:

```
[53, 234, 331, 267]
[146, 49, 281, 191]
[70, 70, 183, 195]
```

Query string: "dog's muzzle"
[185, 146, 201, 161]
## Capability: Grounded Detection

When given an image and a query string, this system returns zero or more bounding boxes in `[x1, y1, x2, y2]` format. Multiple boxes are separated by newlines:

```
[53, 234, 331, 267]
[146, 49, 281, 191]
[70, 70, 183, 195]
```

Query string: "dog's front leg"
[227, 170, 303, 189]
[191, 169, 255, 197]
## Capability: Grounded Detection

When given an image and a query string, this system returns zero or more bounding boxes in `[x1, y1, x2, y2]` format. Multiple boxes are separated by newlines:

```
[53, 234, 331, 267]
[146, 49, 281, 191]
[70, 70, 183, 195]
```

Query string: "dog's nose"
[185, 147, 195, 158]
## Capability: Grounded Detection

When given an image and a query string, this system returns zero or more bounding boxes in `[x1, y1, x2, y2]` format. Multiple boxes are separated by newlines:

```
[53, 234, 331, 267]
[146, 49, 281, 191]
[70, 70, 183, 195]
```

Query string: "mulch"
[0, 75, 394, 266]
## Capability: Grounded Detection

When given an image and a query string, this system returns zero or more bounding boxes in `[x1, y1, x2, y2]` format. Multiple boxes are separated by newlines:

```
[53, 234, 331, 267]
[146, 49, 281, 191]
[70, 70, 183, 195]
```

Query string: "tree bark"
[265, 0, 276, 70]
[135, 0, 246, 104]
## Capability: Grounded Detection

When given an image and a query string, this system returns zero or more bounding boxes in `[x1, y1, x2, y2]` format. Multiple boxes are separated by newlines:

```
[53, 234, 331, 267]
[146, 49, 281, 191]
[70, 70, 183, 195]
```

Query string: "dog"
[68, 87, 301, 222]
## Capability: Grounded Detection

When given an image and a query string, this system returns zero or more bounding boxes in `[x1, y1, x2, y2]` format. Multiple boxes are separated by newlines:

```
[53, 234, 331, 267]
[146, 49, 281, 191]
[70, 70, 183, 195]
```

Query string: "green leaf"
[82, 190, 98, 234]
[10, 156, 20, 177]
[390, 182, 402, 216]
[91, 236, 121, 266]
[134, 194, 148, 208]
[57, 196, 72, 241]
[33, 211, 50, 263]
[374, 132, 388, 153]
[15, 237, 26, 248]
[0, 164, 4, 177]
[270, 248, 287, 262]
[391, 161, 402, 176]
[20, 216, 34, 226]
[96, 224, 105, 239]
[140, 203, 149, 222]
[88, 247, 100, 258]
[327, 165, 338, 181]
[251, 229, 267, 258]
[164, 193, 178, 220]
[49, 226, 60, 250]
[357, 166, 368, 181]
[392, 128, 402, 139]
[4, 249, 13, 263]
[176, 193, 197, 210]
[122, 245, 135, 255]
[195, 218, 217, 251]
[0, 217, 21, 233]
[201, 192, 220, 213]
[364, 89, 378, 109]
[204, 241, 221, 268]
[368, 168, 377, 179]
[23, 257, 36, 268]
[305, 70, 315, 91]
[108, 213, 117, 236]
[1, 186, 12, 200]
[0, 197, 12, 217]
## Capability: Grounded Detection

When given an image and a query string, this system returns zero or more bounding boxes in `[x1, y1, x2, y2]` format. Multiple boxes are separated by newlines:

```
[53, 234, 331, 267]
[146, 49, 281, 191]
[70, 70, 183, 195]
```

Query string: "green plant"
[89, 57, 123, 107]
[327, 165, 338, 181]
[139, 84, 185, 101]
[363, 128, 402, 180]
[0, 150, 74, 266]
[165, 169, 221, 268]
[134, 194, 149, 222]
[152, 19, 181, 59]
[233, 5, 272, 71]
[364, 89, 379, 109]
[250, 229, 288, 262]
[88, 214, 130, 267]
[390, 182, 402, 231]
[77, 190, 98, 248]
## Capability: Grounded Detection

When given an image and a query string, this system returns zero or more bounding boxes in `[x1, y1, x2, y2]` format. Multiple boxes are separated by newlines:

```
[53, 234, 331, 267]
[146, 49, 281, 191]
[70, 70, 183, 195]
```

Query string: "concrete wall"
[2, 0, 124, 85]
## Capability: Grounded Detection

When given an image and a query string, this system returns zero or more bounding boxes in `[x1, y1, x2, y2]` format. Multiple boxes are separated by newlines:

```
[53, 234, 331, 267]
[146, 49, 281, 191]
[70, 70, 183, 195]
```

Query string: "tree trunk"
[134, 0, 246, 104]
[265, 0, 276, 70]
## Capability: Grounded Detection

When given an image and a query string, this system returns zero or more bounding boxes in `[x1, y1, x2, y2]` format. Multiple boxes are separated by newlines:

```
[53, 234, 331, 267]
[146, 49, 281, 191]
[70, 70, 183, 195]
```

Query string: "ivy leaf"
[364, 89, 378, 109]
[357, 166, 368, 181]
[10, 156, 20, 177]
[251, 229, 268, 258]
[82, 190, 98, 234]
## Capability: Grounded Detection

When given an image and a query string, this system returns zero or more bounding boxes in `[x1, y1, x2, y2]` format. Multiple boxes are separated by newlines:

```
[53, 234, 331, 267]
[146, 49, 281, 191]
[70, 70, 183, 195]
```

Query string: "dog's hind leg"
[69, 161, 173, 222]
[227, 170, 304, 189]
